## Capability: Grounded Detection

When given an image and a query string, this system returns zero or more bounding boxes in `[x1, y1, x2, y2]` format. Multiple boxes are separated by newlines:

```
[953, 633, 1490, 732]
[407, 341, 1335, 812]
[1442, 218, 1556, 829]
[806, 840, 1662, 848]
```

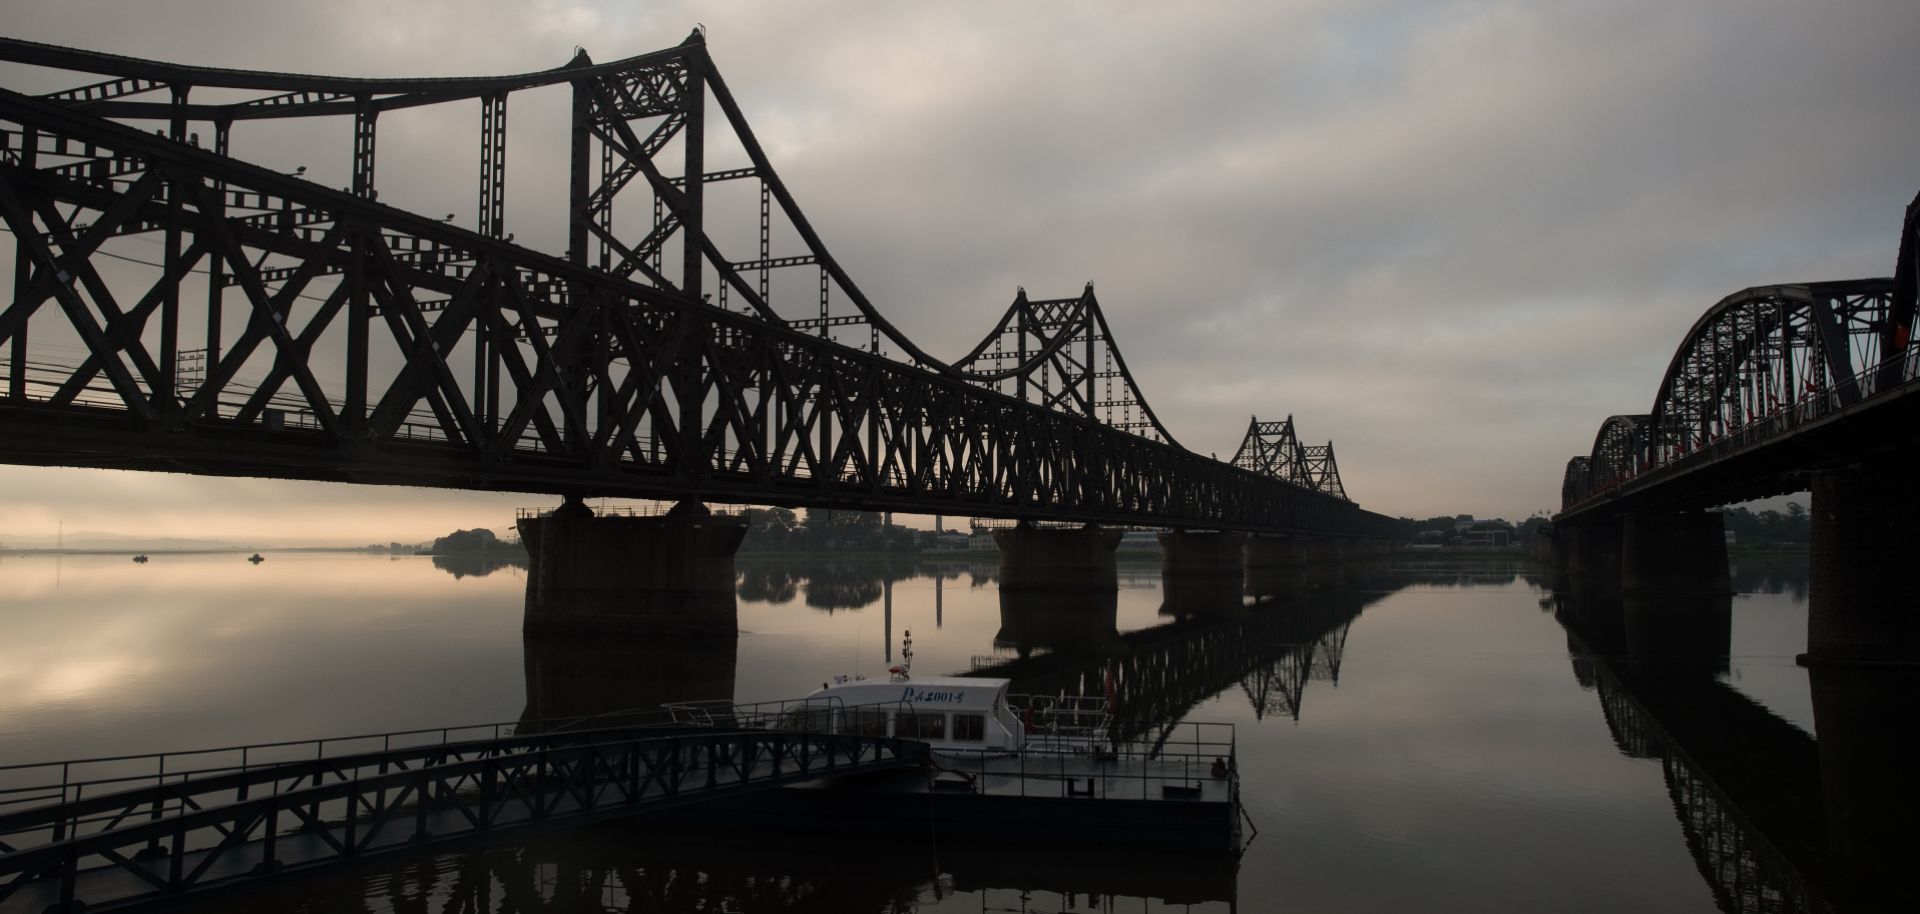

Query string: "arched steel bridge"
[1558, 193, 1919, 519]
[0, 33, 1392, 537]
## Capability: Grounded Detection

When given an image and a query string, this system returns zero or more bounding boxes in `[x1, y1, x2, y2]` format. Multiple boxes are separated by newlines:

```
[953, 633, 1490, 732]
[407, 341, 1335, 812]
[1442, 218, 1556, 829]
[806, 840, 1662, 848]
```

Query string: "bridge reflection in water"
[204, 825, 1241, 913]
[1548, 574, 1920, 913]
[504, 563, 1335, 913]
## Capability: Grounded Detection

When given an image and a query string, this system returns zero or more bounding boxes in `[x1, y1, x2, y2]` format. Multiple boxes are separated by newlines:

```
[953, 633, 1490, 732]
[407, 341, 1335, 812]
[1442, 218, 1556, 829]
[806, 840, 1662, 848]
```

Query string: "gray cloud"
[1, 0, 1915, 537]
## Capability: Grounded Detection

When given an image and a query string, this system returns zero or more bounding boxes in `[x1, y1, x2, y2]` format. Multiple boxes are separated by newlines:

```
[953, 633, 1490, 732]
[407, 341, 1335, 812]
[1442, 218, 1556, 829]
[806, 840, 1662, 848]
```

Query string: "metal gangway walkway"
[0, 701, 927, 913]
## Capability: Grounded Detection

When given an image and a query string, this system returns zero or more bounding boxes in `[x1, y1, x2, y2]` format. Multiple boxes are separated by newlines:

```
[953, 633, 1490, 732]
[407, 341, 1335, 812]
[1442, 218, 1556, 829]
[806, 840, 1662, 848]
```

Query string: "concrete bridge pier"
[1806, 457, 1920, 665]
[993, 522, 1122, 591]
[518, 496, 747, 637]
[1244, 535, 1310, 600]
[1302, 538, 1346, 565]
[1620, 511, 1730, 595]
[994, 588, 1122, 656]
[1158, 531, 1247, 616]
[1559, 517, 1623, 579]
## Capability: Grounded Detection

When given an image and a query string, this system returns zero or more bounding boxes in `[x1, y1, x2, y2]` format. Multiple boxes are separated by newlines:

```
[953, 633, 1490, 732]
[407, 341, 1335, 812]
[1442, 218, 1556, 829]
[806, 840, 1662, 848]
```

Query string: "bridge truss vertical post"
[6, 126, 30, 402]
[478, 93, 507, 240]
[679, 48, 706, 303]
[568, 68, 593, 271]
[204, 118, 229, 372]
[158, 84, 187, 408]
[351, 98, 376, 199]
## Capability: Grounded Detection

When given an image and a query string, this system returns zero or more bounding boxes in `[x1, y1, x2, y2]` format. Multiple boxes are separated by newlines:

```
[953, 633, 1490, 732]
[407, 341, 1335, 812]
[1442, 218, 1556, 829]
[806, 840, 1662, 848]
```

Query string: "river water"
[0, 550, 1900, 912]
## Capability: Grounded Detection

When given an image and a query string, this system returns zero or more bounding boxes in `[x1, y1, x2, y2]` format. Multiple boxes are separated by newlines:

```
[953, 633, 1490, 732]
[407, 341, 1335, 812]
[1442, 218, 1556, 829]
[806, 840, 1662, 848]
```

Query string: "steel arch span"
[1558, 191, 1920, 517]
[0, 34, 1398, 538]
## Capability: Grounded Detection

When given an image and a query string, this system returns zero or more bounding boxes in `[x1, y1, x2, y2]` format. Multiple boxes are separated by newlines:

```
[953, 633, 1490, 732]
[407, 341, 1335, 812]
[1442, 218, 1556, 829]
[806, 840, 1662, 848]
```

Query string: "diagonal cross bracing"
[0, 36, 1399, 538]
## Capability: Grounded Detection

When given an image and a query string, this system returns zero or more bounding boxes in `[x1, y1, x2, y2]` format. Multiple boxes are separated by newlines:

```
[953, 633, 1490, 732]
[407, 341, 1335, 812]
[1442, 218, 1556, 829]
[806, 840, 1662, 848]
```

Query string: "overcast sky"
[1, 1, 1915, 544]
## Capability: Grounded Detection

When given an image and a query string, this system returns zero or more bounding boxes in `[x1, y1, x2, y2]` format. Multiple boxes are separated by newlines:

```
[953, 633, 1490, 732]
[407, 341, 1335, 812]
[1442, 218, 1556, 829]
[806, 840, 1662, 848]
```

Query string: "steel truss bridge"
[0, 712, 927, 913]
[1558, 194, 1920, 518]
[0, 33, 1396, 537]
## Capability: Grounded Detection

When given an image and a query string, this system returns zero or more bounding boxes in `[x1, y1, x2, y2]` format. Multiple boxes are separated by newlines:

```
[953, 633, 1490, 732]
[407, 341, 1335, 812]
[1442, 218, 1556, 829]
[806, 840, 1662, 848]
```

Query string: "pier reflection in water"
[8, 551, 1913, 911]
[1548, 569, 1920, 913]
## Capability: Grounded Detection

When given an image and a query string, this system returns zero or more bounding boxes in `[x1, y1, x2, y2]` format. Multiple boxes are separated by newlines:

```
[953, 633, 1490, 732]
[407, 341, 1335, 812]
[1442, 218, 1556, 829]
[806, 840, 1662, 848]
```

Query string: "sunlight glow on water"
[0, 552, 1836, 913]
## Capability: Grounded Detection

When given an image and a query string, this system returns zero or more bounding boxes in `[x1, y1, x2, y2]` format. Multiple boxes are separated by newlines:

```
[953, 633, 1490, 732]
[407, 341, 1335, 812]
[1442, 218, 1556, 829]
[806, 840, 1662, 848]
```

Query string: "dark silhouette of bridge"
[1550, 194, 1920, 664]
[0, 32, 1397, 542]
[1549, 574, 1920, 913]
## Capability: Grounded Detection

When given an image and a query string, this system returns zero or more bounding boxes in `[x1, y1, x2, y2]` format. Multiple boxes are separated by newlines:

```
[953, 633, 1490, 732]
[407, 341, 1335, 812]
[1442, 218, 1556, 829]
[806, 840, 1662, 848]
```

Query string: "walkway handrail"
[0, 707, 679, 813]
[0, 723, 715, 843]
[0, 727, 929, 913]
[0, 693, 868, 818]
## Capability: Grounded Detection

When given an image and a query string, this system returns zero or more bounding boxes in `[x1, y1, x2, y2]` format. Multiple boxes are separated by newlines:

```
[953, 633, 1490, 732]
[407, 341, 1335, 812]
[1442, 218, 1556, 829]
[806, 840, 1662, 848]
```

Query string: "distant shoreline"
[0, 547, 421, 557]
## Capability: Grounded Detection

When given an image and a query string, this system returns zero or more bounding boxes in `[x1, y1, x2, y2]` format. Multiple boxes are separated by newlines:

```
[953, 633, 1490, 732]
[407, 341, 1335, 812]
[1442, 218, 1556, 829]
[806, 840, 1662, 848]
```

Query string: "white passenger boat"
[798, 631, 1112, 756]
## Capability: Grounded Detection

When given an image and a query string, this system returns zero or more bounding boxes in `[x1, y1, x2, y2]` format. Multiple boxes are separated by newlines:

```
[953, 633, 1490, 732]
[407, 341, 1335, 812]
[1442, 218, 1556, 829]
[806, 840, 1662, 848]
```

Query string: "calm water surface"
[0, 550, 1883, 912]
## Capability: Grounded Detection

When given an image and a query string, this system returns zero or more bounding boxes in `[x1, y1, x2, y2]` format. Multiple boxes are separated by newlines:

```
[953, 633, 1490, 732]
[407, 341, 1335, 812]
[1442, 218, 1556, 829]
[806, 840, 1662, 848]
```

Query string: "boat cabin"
[803, 675, 1027, 753]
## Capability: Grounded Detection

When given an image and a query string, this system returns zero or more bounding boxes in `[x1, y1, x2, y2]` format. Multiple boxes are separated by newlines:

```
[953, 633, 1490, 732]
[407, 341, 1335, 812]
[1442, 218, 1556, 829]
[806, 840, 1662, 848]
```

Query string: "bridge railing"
[1564, 346, 1920, 514]
[0, 694, 903, 838]
[0, 726, 927, 913]
[0, 707, 690, 821]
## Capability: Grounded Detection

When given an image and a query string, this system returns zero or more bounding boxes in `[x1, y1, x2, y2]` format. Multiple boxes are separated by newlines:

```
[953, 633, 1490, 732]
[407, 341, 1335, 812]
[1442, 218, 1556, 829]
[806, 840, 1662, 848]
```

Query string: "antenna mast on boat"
[889, 630, 914, 681]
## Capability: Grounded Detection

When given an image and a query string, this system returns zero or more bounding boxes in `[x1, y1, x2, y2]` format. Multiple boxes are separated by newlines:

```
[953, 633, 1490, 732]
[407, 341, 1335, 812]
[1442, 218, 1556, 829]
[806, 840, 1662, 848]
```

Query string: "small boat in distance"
[247, 553, 264, 564]
[131, 554, 148, 563]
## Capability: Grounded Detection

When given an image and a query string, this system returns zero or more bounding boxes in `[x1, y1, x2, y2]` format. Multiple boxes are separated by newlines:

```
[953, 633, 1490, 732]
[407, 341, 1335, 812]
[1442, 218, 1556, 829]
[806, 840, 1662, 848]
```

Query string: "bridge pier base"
[1620, 511, 1729, 595]
[1807, 458, 1920, 665]
[1561, 517, 1623, 579]
[1303, 538, 1345, 565]
[993, 523, 1121, 591]
[995, 589, 1121, 656]
[517, 497, 746, 637]
[1245, 535, 1308, 570]
[1158, 531, 1246, 615]
[1244, 535, 1309, 599]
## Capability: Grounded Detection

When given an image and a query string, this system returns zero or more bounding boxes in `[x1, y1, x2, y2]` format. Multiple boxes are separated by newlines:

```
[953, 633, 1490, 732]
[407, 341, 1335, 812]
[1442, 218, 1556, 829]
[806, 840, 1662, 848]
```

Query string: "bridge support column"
[1620, 511, 1729, 595]
[993, 523, 1121, 591]
[994, 589, 1121, 656]
[1244, 535, 1309, 599]
[1158, 531, 1246, 615]
[1302, 538, 1345, 565]
[1562, 517, 1623, 579]
[517, 497, 746, 636]
[1807, 457, 1920, 664]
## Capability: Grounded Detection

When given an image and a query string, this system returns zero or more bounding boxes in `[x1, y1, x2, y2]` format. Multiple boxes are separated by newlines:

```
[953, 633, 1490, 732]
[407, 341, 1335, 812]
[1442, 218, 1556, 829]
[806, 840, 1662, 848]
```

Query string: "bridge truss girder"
[951, 284, 1179, 445]
[1560, 268, 1914, 515]
[1229, 414, 1350, 501]
[0, 86, 1394, 537]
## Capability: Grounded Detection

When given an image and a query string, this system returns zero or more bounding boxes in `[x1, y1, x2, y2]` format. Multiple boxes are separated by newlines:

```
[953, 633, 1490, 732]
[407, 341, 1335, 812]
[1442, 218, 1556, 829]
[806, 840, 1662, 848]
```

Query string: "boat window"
[903, 712, 946, 741]
[848, 708, 891, 737]
[778, 707, 834, 732]
[952, 713, 986, 742]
